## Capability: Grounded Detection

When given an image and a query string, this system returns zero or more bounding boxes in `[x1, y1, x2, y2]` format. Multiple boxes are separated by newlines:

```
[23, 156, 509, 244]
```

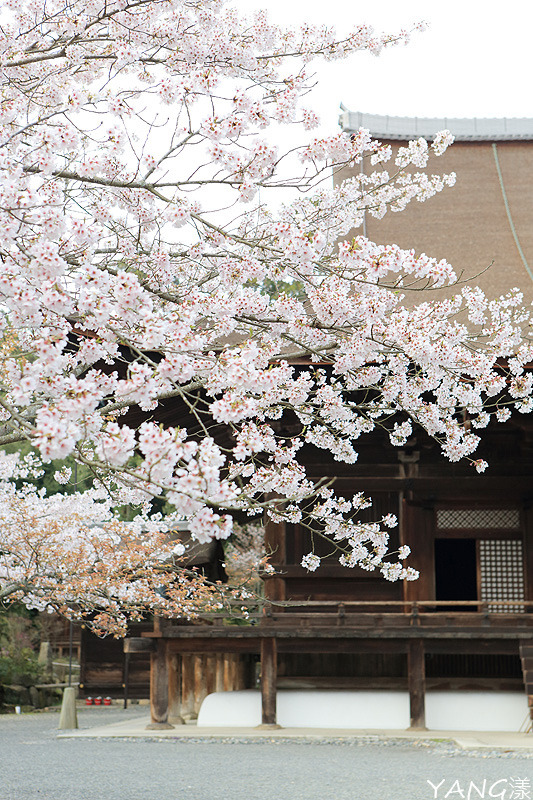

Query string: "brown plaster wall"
[335, 141, 533, 303]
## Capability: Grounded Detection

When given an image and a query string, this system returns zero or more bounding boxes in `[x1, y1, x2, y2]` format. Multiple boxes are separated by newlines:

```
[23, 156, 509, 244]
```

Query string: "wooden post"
[123, 651, 130, 710]
[205, 655, 217, 696]
[408, 639, 426, 730]
[402, 500, 435, 604]
[228, 653, 239, 690]
[167, 652, 184, 724]
[223, 654, 234, 691]
[259, 637, 280, 728]
[245, 654, 258, 690]
[518, 641, 533, 723]
[180, 654, 196, 721]
[235, 654, 246, 690]
[146, 639, 173, 729]
[264, 505, 286, 603]
[522, 509, 533, 610]
[194, 654, 209, 715]
[215, 653, 225, 692]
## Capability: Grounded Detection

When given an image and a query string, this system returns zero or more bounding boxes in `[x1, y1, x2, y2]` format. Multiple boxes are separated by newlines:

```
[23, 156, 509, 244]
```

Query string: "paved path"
[1, 708, 533, 800]
[60, 711, 533, 751]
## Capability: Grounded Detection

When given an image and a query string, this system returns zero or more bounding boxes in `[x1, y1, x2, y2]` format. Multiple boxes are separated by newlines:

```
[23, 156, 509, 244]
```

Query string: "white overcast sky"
[235, 0, 533, 129]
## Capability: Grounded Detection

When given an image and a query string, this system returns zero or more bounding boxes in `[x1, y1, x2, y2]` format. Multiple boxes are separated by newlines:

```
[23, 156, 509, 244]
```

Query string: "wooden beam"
[123, 637, 156, 653]
[426, 639, 519, 655]
[408, 639, 426, 731]
[166, 634, 261, 648]
[146, 639, 173, 730]
[259, 637, 280, 728]
[276, 639, 407, 654]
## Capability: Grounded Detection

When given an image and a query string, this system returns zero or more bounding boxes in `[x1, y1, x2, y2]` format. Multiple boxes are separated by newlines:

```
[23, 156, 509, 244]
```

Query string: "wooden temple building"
[120, 113, 533, 730]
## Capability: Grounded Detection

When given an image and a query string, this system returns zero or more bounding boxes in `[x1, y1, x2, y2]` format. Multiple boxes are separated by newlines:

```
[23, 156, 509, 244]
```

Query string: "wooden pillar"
[264, 506, 286, 603]
[235, 654, 246, 690]
[402, 500, 435, 605]
[522, 508, 533, 608]
[519, 641, 533, 723]
[408, 639, 427, 730]
[205, 655, 217, 696]
[259, 637, 280, 728]
[194, 654, 209, 715]
[231, 653, 240, 689]
[245, 654, 258, 690]
[146, 639, 174, 730]
[167, 651, 184, 724]
[223, 654, 236, 691]
[215, 653, 225, 692]
[181, 654, 196, 721]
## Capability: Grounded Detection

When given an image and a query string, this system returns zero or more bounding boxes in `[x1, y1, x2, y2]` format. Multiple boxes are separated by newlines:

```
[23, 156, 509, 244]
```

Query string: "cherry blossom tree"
[0, 0, 531, 632]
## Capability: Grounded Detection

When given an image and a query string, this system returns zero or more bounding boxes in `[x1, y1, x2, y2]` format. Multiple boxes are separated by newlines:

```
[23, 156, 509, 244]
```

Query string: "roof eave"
[339, 110, 533, 142]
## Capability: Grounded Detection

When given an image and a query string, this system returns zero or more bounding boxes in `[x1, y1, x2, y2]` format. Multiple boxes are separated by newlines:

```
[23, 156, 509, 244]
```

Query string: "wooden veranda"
[125, 600, 533, 730]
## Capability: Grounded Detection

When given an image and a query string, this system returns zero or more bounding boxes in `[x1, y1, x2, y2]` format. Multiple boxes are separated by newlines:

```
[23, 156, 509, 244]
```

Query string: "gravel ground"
[1, 708, 532, 800]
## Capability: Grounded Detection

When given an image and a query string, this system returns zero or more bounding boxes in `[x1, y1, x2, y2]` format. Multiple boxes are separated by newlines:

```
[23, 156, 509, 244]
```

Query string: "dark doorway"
[434, 538, 477, 611]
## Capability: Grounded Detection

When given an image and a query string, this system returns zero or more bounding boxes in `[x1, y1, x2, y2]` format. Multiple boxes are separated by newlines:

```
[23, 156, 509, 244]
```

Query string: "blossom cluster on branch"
[0, 455, 235, 635]
[0, 0, 531, 630]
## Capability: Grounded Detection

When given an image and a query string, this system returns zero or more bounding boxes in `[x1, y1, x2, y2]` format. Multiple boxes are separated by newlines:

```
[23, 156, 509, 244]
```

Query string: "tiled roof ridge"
[338, 108, 533, 141]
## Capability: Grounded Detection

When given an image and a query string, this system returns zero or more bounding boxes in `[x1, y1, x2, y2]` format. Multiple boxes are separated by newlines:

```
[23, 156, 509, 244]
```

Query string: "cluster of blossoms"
[0, 0, 531, 624]
[0, 456, 239, 635]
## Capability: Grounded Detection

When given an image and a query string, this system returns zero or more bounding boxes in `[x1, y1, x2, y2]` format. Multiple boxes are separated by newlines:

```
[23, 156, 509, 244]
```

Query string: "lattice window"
[437, 508, 520, 530]
[479, 539, 525, 613]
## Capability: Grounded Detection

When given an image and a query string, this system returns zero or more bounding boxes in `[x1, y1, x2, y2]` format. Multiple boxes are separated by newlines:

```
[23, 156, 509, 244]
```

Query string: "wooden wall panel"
[283, 577, 402, 602]
[402, 500, 435, 602]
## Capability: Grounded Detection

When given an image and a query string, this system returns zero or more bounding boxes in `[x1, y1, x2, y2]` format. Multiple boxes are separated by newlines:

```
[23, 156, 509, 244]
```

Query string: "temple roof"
[339, 108, 533, 141]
